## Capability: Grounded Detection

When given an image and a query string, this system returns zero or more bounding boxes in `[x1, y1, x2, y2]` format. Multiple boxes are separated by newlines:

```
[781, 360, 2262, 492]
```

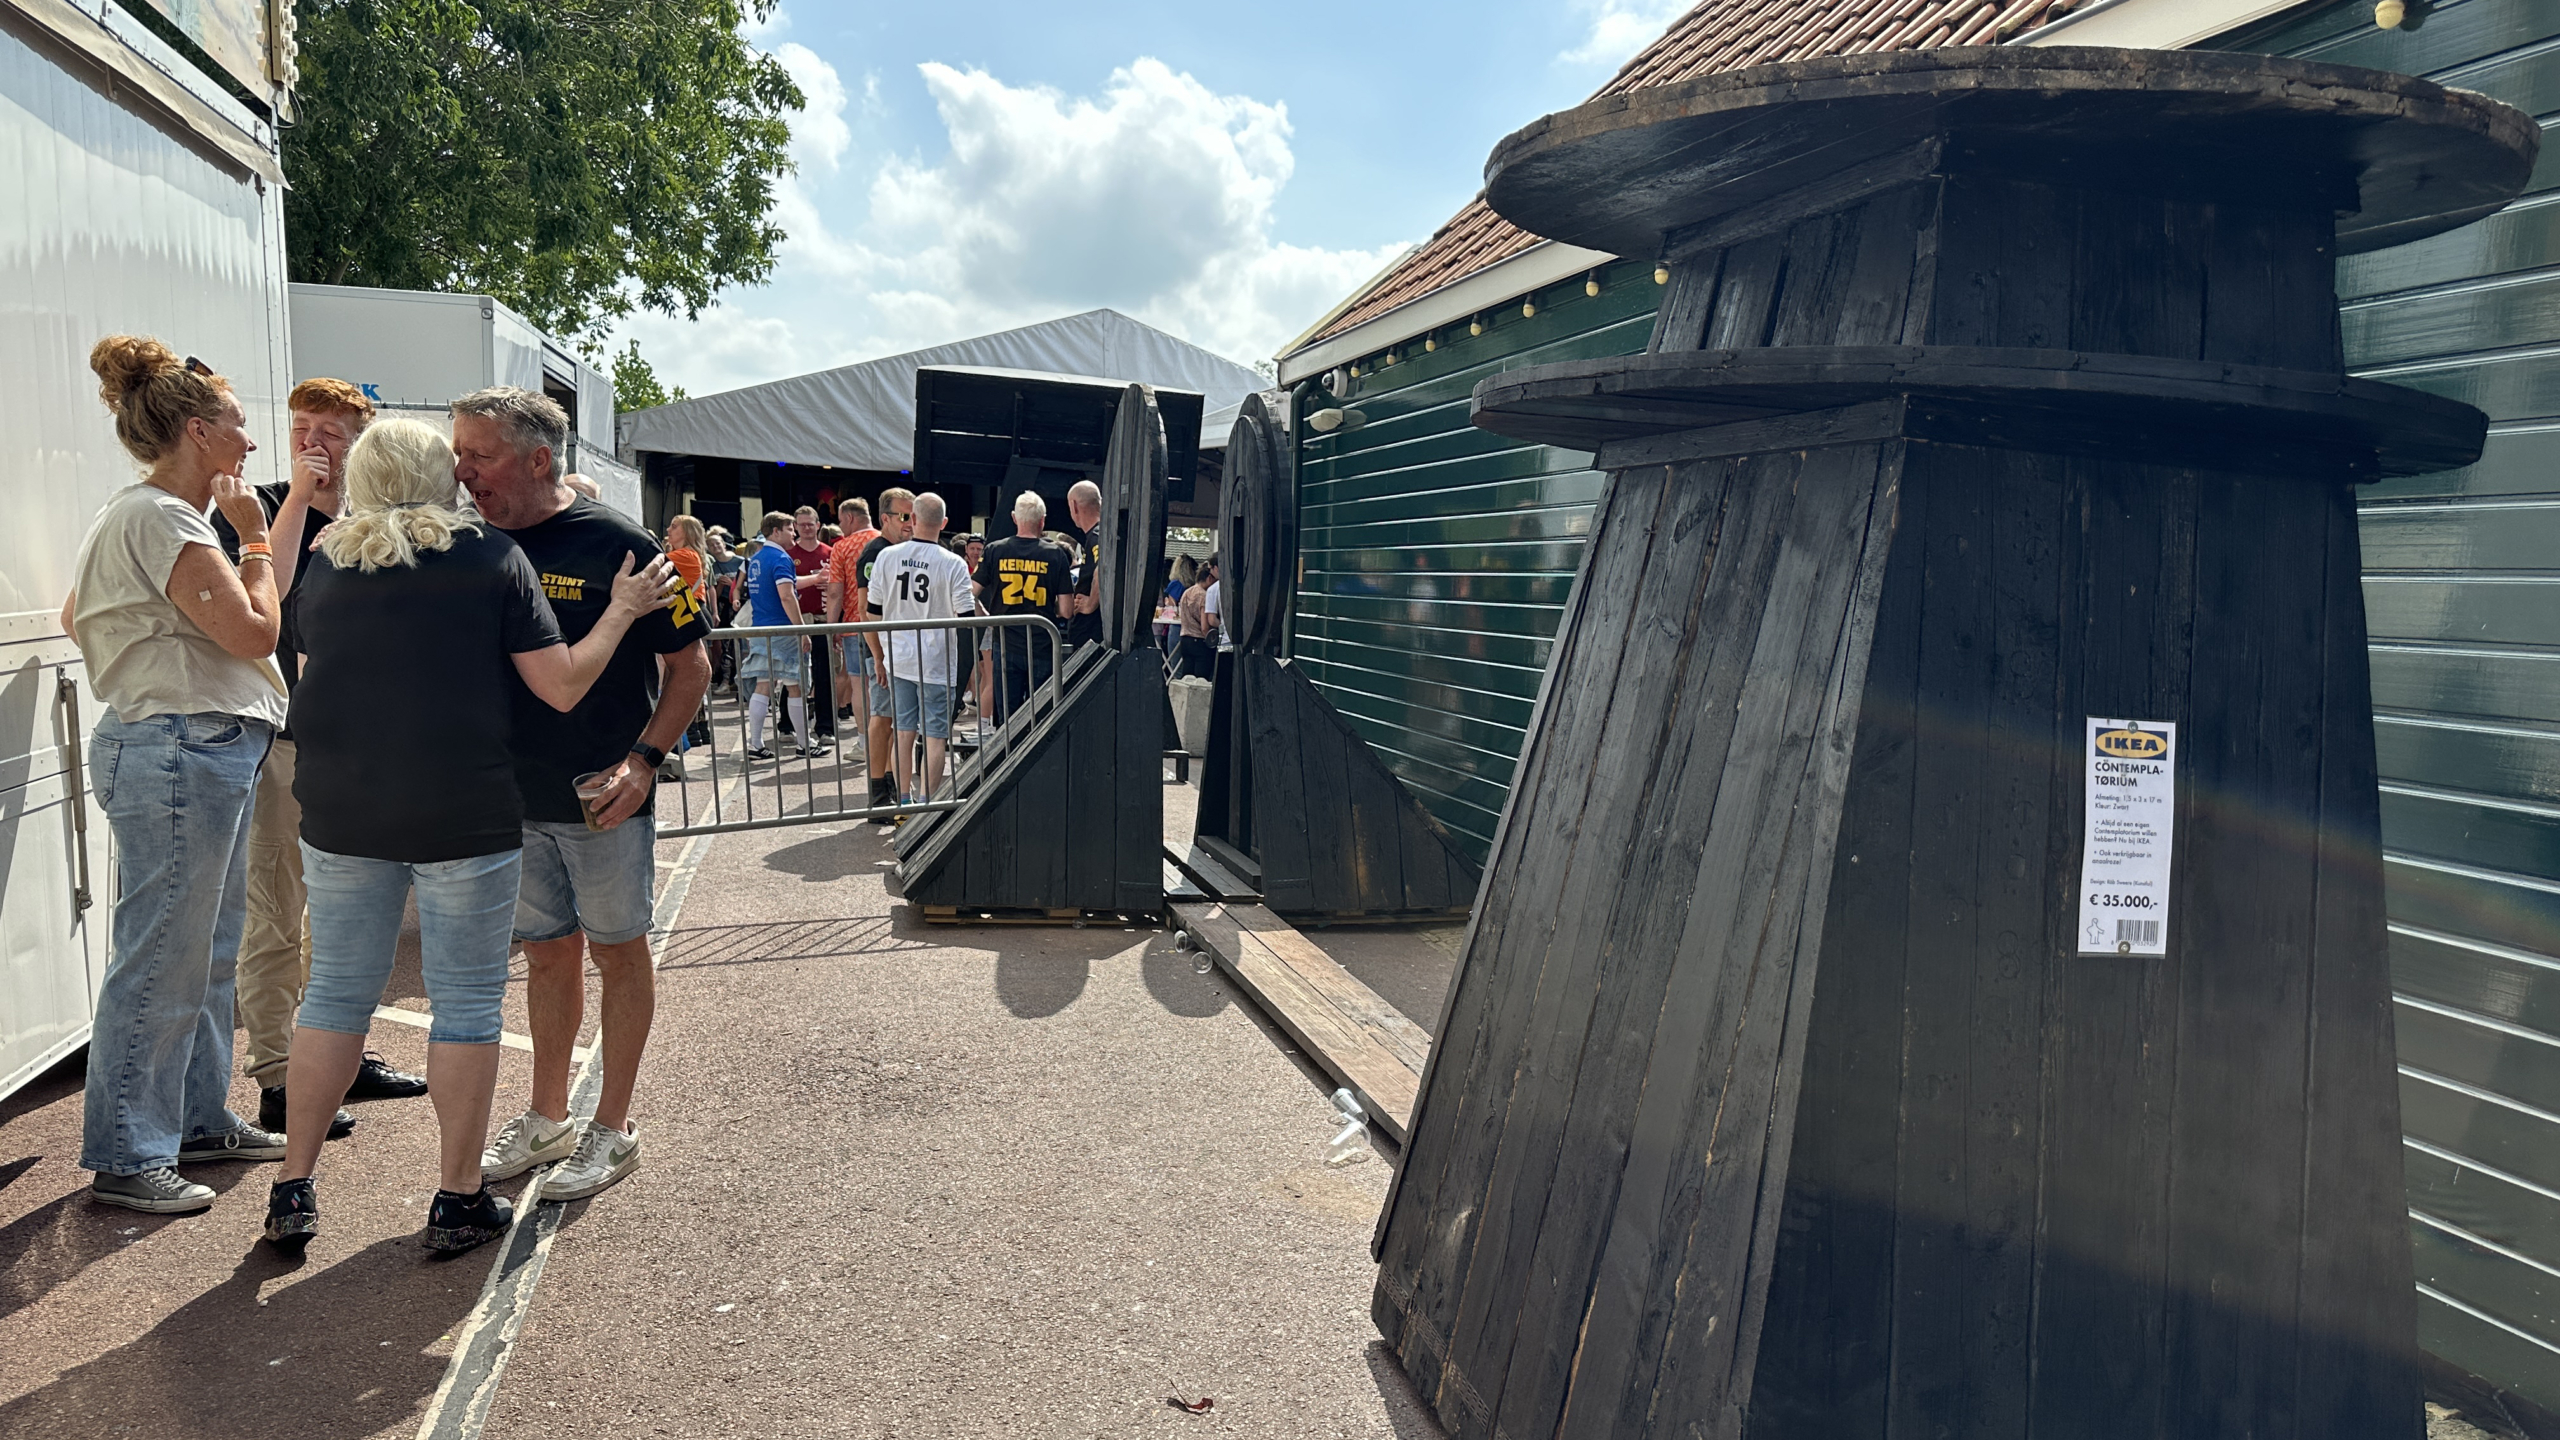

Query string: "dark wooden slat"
[1650, 247, 1725, 353]
[1703, 232, 1787, 350]
[1116, 657, 1164, 913]
[1373, 463, 1666, 1422]
[1246, 655, 1317, 915]
[1174, 899, 1423, 1141]
[1293, 659, 1362, 911]
[1473, 453, 1757, 1440]
[1060, 649, 1113, 912]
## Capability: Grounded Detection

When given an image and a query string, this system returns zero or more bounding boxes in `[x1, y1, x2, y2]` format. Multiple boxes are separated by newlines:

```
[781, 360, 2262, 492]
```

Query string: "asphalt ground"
[2, 697, 1448, 1440]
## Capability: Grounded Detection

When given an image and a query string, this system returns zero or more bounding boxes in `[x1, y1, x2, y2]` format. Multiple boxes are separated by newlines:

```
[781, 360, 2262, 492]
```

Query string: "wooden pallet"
[1164, 840, 1259, 903]
[1173, 899, 1426, 1144]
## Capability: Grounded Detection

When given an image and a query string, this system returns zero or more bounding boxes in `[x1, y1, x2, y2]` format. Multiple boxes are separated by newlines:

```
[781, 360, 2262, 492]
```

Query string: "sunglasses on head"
[183, 356, 214, 377]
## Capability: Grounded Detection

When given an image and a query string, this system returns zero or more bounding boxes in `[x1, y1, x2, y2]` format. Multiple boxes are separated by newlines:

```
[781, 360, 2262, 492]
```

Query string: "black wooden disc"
[1220, 392, 1293, 654]
[1097, 384, 1170, 651]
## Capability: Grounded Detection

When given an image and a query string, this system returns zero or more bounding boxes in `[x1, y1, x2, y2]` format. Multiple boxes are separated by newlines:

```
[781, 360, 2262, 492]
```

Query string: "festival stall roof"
[619, 308, 1262, 472]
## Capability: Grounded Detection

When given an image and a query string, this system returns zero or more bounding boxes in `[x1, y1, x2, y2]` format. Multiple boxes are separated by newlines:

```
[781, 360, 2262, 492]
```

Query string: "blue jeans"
[891, 677, 954, 740]
[514, 816, 658, 946]
[296, 844, 522, 1046]
[80, 708, 273, 1174]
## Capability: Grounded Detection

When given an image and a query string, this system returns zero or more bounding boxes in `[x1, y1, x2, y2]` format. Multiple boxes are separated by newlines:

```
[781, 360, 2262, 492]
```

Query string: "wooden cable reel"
[1096, 384, 1171, 652]
[1220, 392, 1293, 655]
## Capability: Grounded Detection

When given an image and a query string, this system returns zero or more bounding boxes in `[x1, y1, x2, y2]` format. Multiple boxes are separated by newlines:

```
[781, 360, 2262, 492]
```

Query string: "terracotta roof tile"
[1297, 0, 2080, 350]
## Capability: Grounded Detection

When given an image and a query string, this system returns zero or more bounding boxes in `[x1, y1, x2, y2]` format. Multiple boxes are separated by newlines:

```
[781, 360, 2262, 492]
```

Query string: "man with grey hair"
[973, 490, 1071, 722]
[1061, 479, 1104, 650]
[451, 387, 712, 1204]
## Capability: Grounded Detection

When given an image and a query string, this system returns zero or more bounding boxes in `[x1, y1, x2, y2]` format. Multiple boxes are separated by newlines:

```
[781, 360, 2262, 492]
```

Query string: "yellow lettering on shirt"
[541, 572, 586, 602]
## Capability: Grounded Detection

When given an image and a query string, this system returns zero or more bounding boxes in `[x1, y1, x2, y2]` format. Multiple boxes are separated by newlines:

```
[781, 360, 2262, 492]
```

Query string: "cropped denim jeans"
[80, 708, 273, 1175]
[295, 844, 521, 1046]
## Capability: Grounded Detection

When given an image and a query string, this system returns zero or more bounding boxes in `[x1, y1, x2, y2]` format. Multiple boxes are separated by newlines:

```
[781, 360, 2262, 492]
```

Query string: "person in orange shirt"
[824, 496, 879, 734]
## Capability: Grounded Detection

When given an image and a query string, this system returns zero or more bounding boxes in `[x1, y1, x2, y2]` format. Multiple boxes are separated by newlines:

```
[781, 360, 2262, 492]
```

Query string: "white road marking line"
[369, 1005, 588, 1063]
[415, 776, 741, 1440]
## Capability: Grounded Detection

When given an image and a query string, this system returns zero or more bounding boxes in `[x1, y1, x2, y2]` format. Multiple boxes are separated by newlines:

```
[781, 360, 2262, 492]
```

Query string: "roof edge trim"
[2012, 0, 2314, 49]
[1272, 243, 1422, 363]
[1277, 240, 1615, 385]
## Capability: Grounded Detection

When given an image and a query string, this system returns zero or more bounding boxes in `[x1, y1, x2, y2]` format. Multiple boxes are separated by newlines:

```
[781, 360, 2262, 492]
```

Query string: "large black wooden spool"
[1191, 393, 1478, 918]
[1372, 48, 2537, 1440]
[892, 383, 1168, 915]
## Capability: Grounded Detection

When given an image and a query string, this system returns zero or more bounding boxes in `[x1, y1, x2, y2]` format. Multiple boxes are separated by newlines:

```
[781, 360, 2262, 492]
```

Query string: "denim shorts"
[838, 635, 870, 678]
[297, 844, 521, 1046]
[891, 677, 955, 739]
[515, 814, 657, 946]
[737, 635, 802, 686]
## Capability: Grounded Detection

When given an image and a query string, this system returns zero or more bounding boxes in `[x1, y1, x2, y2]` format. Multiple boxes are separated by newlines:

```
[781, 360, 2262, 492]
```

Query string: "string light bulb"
[1654, 264, 1670, 285]
[2374, 0, 2405, 25]
[1424, 336, 1437, 352]
[1585, 272, 1601, 297]
[1521, 299, 1537, 319]
[1469, 317, 1483, 337]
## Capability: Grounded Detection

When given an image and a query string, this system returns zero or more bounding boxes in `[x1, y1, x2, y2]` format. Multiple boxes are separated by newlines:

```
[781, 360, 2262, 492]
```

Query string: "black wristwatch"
[629, 742, 667, 769]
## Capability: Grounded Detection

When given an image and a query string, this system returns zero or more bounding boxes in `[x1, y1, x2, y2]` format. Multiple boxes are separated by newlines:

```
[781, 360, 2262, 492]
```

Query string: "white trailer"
[288, 283, 641, 520]
[0, 0, 299, 1098]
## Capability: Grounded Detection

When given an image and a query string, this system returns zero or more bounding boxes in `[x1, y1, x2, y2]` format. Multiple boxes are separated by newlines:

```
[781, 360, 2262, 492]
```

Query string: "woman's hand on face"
[606, 551, 678, 621]
[211, 470, 268, 545]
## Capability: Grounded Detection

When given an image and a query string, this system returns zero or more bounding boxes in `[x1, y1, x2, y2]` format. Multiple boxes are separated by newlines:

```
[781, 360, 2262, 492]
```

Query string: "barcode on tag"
[2117, 918, 2160, 947]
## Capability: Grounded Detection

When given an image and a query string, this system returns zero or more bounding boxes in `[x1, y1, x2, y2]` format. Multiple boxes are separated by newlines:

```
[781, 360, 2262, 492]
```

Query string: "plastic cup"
[573, 770, 614, 832]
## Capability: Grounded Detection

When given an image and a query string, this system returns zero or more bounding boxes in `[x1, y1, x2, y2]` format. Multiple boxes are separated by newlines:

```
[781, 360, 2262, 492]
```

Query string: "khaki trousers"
[234, 736, 310, 1086]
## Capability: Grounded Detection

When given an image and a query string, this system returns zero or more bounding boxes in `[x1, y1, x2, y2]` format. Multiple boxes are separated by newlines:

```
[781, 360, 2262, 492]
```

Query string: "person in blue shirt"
[738, 513, 827, 760]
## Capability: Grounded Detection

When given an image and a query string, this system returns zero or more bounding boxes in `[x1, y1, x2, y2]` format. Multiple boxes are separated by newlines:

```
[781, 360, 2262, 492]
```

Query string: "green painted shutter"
[1292, 263, 1656, 857]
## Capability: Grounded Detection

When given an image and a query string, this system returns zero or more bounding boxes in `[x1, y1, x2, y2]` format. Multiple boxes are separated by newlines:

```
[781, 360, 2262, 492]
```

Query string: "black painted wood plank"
[1445, 452, 1748, 1437]
[1704, 232, 1788, 350]
[1479, 454, 1756, 1440]
[1059, 649, 1113, 912]
[1744, 440, 1931, 1439]
[1651, 247, 1726, 354]
[1247, 655, 1318, 915]
[1613, 438, 1900, 1440]
[1293, 660, 1363, 912]
[2295, 477, 2425, 1436]
[1323, 670, 1406, 914]
[2162, 462, 2320, 1440]
[2024, 453, 2197, 1438]
[1827, 184, 1924, 346]
[1767, 208, 1858, 348]
[1117, 657, 1164, 912]
[1374, 464, 1668, 1426]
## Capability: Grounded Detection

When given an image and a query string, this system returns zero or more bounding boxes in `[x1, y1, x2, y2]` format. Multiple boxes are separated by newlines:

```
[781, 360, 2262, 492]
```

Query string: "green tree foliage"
[612, 338, 687, 413]
[284, 0, 804, 346]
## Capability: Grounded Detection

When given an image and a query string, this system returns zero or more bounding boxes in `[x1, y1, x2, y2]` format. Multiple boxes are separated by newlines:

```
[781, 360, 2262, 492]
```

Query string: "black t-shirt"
[856, 534, 897, 616]
[975, 534, 1071, 617]
[285, 527, 564, 862]
[500, 498, 711, 823]
[210, 481, 336, 692]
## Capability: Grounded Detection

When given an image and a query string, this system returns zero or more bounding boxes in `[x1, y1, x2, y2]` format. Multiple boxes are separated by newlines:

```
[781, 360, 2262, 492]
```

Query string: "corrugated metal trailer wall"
[2221, 0, 2560, 1410]
[1291, 257, 1656, 857]
[0, 4, 293, 1098]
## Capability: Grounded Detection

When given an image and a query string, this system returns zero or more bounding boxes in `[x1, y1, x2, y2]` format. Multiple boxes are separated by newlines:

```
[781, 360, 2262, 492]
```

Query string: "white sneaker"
[481, 1110, 577, 1180]
[538, 1119, 641, 1201]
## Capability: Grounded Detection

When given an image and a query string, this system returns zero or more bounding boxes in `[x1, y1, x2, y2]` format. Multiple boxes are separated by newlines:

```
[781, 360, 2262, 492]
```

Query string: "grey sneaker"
[177, 1121, 286, 1163]
[480, 1110, 577, 1180]
[537, 1119, 641, 1201]
[92, 1166, 215, 1213]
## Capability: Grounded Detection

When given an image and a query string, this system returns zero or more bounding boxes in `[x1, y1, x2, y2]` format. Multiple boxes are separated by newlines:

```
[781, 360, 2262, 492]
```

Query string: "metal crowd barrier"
[656, 613, 1066, 839]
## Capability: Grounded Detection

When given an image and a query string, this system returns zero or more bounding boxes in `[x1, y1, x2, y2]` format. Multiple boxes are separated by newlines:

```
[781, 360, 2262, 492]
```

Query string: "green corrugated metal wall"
[2220, 0, 2560, 1410]
[1292, 258, 1657, 856]
[1291, 0, 2560, 1405]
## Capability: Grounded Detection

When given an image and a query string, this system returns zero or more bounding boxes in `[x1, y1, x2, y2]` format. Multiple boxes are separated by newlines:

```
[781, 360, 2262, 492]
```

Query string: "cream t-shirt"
[70, 483, 287, 726]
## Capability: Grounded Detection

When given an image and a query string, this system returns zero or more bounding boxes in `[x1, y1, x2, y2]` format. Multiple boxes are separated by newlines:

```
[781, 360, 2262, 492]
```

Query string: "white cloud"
[624, 54, 1400, 394]
[1563, 0, 1693, 66]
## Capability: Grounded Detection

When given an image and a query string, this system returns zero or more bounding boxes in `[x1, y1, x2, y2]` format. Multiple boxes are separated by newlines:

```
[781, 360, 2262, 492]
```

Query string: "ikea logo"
[2095, 727, 2166, 759]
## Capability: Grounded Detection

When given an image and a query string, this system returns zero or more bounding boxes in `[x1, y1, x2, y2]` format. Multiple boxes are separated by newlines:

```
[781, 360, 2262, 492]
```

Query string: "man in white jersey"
[875, 492, 976, 803]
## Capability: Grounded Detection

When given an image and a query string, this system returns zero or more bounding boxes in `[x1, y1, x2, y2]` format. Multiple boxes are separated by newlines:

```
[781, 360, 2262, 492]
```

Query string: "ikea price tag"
[2078, 718, 2176, 957]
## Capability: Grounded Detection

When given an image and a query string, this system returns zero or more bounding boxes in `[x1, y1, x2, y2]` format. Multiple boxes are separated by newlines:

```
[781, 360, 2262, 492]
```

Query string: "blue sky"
[615, 0, 1692, 395]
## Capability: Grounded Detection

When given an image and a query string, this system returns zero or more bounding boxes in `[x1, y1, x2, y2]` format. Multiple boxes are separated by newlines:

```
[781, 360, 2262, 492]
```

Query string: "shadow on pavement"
[994, 949, 1089, 1018]
[759, 828, 880, 884]
[0, 1233, 485, 1440]
[1365, 1341, 1453, 1440]
[658, 917, 927, 971]
[1140, 938, 1232, 1019]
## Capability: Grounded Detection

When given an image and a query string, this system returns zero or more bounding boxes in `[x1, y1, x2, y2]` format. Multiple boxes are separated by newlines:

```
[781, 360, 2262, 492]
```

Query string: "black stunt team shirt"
[501, 497, 711, 824]
[1059, 520, 1101, 649]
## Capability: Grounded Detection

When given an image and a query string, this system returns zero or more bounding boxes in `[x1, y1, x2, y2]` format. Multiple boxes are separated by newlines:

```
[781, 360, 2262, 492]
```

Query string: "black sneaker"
[422, 1185, 514, 1255]
[177, 1121, 286, 1162]
[258, 1085, 356, 1140]
[91, 1166, 214, 1214]
[264, 1178, 319, 1248]
[345, 1052, 427, 1101]
[796, 739, 833, 758]
[746, 745, 777, 762]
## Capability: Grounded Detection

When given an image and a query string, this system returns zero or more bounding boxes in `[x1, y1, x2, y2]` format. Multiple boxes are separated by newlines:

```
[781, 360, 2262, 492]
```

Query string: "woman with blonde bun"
[64, 337, 290, 1215]
[261, 418, 672, 1253]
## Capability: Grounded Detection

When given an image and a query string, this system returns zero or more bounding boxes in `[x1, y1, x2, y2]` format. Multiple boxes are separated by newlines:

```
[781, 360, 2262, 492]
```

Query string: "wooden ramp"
[1173, 899, 1426, 1144]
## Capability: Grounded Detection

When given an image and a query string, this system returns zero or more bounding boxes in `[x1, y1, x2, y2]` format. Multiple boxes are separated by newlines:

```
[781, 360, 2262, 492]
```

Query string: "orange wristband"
[237, 541, 272, 556]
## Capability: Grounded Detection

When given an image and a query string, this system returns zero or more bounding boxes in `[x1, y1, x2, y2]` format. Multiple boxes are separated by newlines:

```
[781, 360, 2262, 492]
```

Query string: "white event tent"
[619, 309, 1264, 471]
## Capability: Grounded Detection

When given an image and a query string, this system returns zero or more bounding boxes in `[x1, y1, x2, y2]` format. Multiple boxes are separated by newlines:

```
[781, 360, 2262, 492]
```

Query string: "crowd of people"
[63, 333, 1232, 1253]
[67, 337, 704, 1254]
